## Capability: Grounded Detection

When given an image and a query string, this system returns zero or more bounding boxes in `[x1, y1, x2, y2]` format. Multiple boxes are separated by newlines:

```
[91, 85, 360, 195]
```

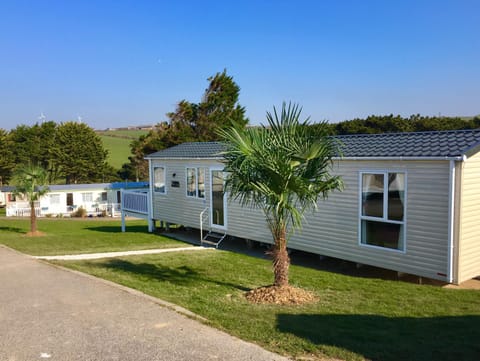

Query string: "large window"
[186, 167, 205, 198]
[49, 194, 61, 205]
[360, 172, 406, 251]
[154, 166, 166, 194]
[81, 192, 93, 202]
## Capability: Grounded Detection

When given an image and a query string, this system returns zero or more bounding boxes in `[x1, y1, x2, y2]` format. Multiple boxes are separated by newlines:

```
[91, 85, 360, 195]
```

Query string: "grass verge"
[0, 218, 187, 255]
[56, 250, 480, 361]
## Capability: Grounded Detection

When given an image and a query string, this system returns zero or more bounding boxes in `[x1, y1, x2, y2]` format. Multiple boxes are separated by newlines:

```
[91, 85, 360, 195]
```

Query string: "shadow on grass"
[84, 225, 149, 233]
[277, 313, 480, 361]
[93, 258, 250, 292]
[0, 226, 25, 234]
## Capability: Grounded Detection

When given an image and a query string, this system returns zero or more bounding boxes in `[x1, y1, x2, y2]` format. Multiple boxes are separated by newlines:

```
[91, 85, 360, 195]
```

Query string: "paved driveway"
[0, 246, 289, 361]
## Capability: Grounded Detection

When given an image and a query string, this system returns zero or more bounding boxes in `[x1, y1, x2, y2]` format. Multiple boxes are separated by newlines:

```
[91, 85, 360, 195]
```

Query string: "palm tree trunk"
[30, 201, 37, 233]
[271, 225, 290, 287]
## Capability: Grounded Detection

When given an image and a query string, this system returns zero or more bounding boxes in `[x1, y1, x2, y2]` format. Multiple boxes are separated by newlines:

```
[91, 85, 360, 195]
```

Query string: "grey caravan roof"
[145, 129, 480, 160]
[335, 129, 480, 159]
[146, 141, 226, 159]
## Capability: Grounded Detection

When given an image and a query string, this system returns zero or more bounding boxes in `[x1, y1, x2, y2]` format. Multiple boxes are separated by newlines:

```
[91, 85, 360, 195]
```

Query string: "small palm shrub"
[71, 207, 87, 218]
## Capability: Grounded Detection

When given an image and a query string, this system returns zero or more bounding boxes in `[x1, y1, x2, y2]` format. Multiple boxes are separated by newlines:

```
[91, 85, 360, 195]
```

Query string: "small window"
[82, 192, 93, 202]
[360, 172, 406, 251]
[101, 192, 108, 202]
[154, 167, 166, 194]
[49, 194, 61, 205]
[66, 193, 73, 206]
[186, 168, 196, 197]
[186, 167, 205, 198]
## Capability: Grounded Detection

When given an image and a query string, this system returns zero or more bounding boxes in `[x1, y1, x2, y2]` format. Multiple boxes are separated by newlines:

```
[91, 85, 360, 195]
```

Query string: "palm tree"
[219, 102, 343, 287]
[12, 164, 50, 234]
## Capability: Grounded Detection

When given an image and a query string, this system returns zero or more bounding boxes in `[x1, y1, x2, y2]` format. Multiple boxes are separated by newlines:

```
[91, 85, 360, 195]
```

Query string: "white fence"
[6, 202, 122, 217]
[121, 191, 149, 215]
[120, 190, 152, 232]
[6, 202, 41, 217]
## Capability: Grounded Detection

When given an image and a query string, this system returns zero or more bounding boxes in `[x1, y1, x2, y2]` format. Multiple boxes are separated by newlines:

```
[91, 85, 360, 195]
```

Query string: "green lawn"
[0, 218, 187, 255]
[57, 250, 480, 361]
[2, 218, 479, 360]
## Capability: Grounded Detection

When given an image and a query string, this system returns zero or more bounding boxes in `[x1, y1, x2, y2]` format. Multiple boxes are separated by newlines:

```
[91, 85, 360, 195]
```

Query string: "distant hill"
[97, 129, 150, 169]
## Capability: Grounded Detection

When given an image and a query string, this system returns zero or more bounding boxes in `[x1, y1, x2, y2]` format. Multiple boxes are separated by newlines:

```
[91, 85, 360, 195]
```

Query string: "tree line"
[325, 114, 480, 135]
[0, 121, 113, 185]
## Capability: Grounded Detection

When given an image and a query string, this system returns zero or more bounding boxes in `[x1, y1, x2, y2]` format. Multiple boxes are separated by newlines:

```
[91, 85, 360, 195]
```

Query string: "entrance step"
[201, 231, 227, 248]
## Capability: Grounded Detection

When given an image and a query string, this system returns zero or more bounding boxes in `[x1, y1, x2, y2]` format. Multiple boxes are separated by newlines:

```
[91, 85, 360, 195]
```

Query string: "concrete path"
[34, 246, 211, 261]
[0, 246, 289, 361]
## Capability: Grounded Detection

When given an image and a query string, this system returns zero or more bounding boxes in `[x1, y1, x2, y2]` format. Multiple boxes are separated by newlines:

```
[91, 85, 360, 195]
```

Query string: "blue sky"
[1, 0, 479, 130]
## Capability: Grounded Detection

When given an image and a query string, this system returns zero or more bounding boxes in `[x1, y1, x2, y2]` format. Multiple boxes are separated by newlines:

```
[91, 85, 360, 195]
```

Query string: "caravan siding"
[227, 159, 451, 281]
[152, 158, 451, 281]
[151, 159, 214, 227]
[457, 152, 480, 283]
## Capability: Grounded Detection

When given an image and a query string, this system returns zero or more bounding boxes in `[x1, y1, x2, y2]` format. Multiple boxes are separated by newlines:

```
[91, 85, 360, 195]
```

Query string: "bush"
[71, 207, 87, 218]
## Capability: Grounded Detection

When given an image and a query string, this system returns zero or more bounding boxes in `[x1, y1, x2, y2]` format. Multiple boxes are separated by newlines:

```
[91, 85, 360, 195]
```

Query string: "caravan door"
[210, 169, 227, 230]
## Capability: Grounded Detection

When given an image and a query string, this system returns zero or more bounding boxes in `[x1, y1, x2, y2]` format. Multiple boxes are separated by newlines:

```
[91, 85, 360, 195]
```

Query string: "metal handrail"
[199, 207, 209, 243]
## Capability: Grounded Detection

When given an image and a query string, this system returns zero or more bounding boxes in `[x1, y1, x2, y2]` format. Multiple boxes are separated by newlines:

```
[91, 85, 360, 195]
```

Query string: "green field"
[97, 129, 150, 139]
[100, 135, 134, 169]
[98, 129, 150, 169]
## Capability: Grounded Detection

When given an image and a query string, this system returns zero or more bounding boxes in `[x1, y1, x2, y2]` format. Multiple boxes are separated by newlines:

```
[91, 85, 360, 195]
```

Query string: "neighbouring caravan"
[6, 182, 148, 217]
[143, 130, 480, 284]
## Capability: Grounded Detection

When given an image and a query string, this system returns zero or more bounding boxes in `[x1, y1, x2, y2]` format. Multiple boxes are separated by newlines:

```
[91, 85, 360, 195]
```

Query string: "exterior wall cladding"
[151, 158, 454, 283]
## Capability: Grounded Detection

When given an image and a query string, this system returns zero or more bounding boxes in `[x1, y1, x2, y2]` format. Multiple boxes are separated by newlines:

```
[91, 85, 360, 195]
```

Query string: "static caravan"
[145, 130, 480, 284]
[6, 182, 148, 217]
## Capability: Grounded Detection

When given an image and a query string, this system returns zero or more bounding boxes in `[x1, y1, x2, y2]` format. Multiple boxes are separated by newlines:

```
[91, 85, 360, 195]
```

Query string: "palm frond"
[220, 102, 343, 238]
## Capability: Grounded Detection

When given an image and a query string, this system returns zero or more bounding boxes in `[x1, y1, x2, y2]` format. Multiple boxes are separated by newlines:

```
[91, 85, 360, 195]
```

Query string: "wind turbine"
[38, 112, 46, 123]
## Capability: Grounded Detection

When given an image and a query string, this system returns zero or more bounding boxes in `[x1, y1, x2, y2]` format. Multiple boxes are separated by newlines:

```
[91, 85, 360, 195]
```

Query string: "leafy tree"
[219, 103, 343, 288]
[9, 121, 59, 182]
[330, 114, 480, 135]
[53, 122, 109, 184]
[124, 70, 248, 180]
[0, 129, 15, 185]
[12, 164, 49, 234]
[195, 69, 248, 140]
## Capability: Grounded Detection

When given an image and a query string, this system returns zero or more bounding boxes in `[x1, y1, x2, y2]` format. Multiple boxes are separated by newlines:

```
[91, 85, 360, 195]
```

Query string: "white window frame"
[186, 167, 206, 199]
[100, 192, 108, 202]
[49, 194, 61, 205]
[358, 170, 407, 253]
[82, 192, 93, 203]
[153, 166, 166, 194]
[210, 167, 227, 230]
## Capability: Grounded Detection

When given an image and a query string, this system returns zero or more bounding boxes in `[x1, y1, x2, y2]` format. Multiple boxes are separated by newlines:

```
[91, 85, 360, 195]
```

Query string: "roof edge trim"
[334, 156, 465, 161]
[145, 156, 224, 160]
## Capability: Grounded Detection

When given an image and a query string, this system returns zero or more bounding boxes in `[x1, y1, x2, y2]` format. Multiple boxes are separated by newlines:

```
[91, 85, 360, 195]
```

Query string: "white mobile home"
[6, 182, 148, 217]
[144, 130, 480, 284]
